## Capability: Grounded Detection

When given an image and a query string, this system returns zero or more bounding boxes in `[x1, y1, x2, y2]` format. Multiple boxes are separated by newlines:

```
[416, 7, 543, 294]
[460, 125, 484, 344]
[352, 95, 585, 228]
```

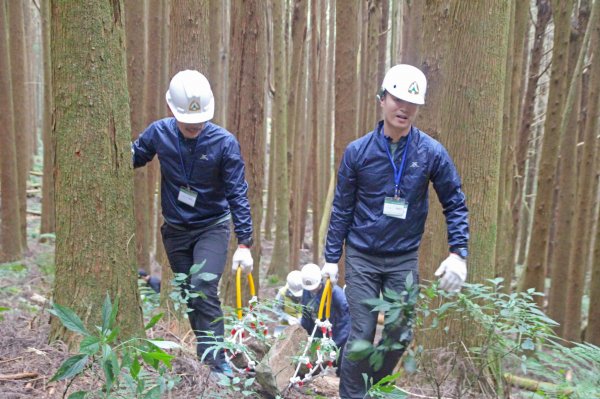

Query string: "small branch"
[0, 372, 39, 380]
[504, 373, 574, 396]
[394, 386, 454, 399]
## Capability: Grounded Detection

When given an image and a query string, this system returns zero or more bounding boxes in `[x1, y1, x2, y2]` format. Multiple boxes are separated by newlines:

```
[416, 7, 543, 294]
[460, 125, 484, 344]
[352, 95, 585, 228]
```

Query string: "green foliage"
[217, 375, 257, 397]
[346, 277, 600, 397]
[364, 372, 407, 398]
[49, 293, 180, 398]
[169, 261, 216, 318]
[347, 272, 419, 373]
[523, 340, 600, 398]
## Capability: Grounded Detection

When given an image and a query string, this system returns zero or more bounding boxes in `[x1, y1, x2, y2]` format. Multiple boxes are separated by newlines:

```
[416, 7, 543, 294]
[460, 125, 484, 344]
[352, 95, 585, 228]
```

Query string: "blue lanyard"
[383, 132, 410, 199]
[176, 134, 201, 188]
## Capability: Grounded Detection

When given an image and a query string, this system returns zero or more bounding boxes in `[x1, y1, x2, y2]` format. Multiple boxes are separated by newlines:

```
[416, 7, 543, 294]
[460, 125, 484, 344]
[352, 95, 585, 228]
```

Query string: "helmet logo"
[189, 100, 201, 112]
[408, 81, 419, 95]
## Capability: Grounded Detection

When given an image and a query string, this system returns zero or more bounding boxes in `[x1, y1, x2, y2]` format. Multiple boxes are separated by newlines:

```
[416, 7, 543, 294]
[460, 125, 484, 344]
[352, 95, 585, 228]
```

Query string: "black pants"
[339, 246, 419, 399]
[161, 221, 230, 366]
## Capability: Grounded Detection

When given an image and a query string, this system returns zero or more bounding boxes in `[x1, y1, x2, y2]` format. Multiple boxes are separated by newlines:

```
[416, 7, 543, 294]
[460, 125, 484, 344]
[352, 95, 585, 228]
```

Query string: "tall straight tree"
[287, 0, 308, 271]
[125, 0, 150, 273]
[417, 0, 510, 347]
[521, 0, 575, 303]
[222, 0, 267, 303]
[7, 0, 30, 249]
[584, 2, 600, 345]
[0, 0, 23, 262]
[334, 0, 359, 168]
[40, 0, 55, 238]
[562, 0, 598, 341]
[268, 0, 291, 279]
[49, 0, 144, 344]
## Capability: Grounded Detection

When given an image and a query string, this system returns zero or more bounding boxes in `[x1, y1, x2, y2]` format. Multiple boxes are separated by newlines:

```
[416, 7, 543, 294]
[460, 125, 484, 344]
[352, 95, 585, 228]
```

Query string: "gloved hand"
[434, 253, 467, 292]
[321, 262, 339, 285]
[232, 246, 253, 275]
[287, 316, 300, 326]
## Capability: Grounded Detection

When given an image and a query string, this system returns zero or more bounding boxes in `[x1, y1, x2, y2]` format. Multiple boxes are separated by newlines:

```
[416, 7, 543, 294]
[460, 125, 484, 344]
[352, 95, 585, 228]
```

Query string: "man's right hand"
[321, 262, 339, 285]
[231, 246, 253, 275]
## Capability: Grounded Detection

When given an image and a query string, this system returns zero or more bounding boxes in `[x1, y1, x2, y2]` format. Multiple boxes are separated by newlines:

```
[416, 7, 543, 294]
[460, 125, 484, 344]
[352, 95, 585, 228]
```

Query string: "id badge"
[178, 186, 197, 207]
[383, 197, 408, 219]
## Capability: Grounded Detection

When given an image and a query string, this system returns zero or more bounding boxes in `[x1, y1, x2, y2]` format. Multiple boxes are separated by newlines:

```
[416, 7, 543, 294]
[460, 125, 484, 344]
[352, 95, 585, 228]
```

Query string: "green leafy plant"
[169, 261, 216, 318]
[364, 372, 408, 399]
[49, 294, 180, 399]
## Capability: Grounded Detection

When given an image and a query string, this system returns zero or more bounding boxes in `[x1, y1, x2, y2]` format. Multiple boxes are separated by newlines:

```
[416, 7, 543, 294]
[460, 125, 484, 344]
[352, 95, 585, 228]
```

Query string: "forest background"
[1, 0, 600, 398]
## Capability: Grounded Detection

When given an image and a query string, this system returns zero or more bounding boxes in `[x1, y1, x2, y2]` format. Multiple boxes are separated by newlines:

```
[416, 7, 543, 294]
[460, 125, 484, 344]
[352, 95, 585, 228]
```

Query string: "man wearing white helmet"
[132, 70, 254, 379]
[322, 64, 469, 398]
[300, 263, 350, 376]
[273, 270, 303, 325]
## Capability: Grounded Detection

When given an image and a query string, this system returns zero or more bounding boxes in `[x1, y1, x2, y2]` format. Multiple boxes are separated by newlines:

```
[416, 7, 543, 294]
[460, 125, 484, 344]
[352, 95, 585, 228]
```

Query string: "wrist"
[450, 247, 468, 260]
[238, 237, 253, 248]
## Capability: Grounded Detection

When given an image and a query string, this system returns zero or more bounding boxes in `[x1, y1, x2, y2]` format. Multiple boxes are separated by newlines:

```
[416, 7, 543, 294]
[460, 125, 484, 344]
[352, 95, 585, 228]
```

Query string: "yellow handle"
[317, 279, 332, 321]
[235, 266, 257, 320]
[236, 267, 243, 320]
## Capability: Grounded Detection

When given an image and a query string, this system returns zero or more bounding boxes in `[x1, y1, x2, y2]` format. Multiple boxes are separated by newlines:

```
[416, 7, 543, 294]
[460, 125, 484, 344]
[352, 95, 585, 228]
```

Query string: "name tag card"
[178, 186, 197, 207]
[383, 197, 408, 219]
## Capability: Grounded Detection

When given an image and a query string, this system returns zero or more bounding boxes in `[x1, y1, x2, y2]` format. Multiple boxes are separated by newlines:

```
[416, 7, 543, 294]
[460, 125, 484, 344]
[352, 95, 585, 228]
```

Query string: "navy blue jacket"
[301, 285, 351, 348]
[133, 118, 253, 243]
[325, 121, 468, 262]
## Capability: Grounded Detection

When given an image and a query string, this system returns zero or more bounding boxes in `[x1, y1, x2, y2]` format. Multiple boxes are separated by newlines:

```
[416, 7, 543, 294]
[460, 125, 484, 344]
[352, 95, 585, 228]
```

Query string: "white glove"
[232, 247, 253, 275]
[287, 316, 300, 326]
[321, 262, 339, 285]
[434, 253, 467, 292]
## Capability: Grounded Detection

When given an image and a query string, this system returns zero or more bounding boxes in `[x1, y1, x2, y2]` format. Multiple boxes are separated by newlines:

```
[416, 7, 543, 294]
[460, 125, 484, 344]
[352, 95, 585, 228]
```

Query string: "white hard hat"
[286, 270, 303, 297]
[301, 263, 322, 291]
[380, 64, 427, 105]
[165, 70, 215, 124]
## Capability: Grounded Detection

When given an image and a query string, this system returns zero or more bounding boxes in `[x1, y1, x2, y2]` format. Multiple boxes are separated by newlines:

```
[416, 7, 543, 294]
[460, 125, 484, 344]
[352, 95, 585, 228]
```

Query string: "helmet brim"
[166, 93, 214, 124]
[289, 287, 303, 297]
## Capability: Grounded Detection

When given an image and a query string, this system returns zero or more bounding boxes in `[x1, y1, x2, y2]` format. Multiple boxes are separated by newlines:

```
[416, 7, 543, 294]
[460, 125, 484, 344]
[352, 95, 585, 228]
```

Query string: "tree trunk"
[49, 0, 144, 345]
[584, 5, 600, 346]
[0, 2, 23, 262]
[495, 0, 516, 286]
[562, 0, 598, 342]
[209, 0, 228, 125]
[288, 0, 308, 272]
[222, 0, 266, 305]
[514, 0, 551, 266]
[40, 0, 55, 238]
[125, 0, 150, 273]
[417, 0, 510, 348]
[521, 0, 575, 304]
[334, 0, 359, 169]
[169, 0, 210, 74]
[7, 0, 30, 249]
[268, 0, 291, 280]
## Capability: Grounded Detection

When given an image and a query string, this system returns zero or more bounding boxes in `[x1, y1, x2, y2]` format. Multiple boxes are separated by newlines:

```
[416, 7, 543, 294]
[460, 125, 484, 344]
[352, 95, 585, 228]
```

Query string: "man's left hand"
[434, 254, 467, 292]
[232, 246, 253, 275]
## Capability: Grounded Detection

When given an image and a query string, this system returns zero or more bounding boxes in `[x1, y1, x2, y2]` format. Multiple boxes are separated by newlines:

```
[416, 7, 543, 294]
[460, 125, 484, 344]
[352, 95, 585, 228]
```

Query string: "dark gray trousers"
[339, 245, 419, 399]
[161, 221, 230, 367]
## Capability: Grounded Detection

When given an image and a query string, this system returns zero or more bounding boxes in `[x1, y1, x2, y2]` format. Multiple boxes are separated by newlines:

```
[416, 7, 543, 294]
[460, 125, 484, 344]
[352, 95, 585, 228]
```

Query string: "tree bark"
[222, 0, 266, 304]
[522, 0, 575, 304]
[417, 0, 510, 348]
[125, 0, 150, 273]
[0, 1, 23, 262]
[268, 0, 291, 280]
[49, 0, 144, 345]
[40, 0, 55, 238]
[7, 0, 30, 249]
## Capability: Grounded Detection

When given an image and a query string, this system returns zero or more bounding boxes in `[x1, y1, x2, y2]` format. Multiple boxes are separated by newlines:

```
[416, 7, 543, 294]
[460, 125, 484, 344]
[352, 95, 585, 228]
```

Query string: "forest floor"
[0, 196, 532, 399]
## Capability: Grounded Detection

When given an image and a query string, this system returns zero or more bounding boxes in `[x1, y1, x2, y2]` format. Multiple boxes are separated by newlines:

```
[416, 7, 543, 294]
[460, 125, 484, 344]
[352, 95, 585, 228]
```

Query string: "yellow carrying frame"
[236, 267, 256, 320]
[317, 278, 332, 321]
